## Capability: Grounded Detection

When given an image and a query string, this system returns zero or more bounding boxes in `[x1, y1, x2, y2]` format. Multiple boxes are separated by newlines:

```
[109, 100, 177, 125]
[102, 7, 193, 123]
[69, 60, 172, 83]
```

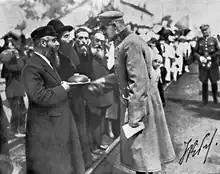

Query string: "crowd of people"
[0, 8, 213, 174]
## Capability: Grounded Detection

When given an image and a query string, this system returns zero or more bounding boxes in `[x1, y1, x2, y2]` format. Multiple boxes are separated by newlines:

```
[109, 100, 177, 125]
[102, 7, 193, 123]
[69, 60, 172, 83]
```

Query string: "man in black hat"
[22, 25, 85, 174]
[47, 19, 80, 68]
[194, 24, 220, 105]
[47, 19, 93, 168]
[87, 10, 176, 174]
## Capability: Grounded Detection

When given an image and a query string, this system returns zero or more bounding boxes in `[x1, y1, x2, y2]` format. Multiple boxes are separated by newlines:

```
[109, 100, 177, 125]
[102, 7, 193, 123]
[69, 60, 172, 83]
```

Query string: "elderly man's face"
[102, 24, 117, 41]
[75, 31, 90, 55]
[91, 33, 105, 49]
[41, 36, 60, 66]
[60, 31, 73, 46]
[90, 32, 106, 61]
[44, 36, 60, 51]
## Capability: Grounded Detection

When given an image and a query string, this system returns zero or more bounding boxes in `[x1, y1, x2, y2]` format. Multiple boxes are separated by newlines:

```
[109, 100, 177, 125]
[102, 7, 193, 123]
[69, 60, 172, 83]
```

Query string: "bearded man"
[22, 25, 85, 174]
[47, 19, 93, 168]
[87, 11, 176, 174]
[74, 27, 94, 78]
[84, 30, 118, 153]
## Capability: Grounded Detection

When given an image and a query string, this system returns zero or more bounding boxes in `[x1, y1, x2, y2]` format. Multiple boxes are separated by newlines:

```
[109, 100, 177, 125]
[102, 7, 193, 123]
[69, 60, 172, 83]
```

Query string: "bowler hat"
[47, 19, 73, 36]
[31, 25, 58, 40]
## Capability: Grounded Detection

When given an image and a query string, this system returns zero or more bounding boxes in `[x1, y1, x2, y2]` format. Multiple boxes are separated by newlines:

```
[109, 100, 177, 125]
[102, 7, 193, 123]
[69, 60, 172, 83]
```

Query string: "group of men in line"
[0, 9, 219, 174]
[19, 10, 176, 174]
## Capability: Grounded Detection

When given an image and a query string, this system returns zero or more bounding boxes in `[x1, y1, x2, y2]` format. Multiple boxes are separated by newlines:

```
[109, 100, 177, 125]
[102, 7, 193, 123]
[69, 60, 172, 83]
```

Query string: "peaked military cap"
[98, 11, 124, 25]
[31, 25, 58, 40]
[200, 24, 209, 31]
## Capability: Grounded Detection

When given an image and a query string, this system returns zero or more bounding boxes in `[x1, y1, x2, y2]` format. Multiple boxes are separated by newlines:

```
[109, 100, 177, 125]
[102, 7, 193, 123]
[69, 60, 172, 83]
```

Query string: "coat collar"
[33, 52, 61, 83]
[117, 27, 132, 42]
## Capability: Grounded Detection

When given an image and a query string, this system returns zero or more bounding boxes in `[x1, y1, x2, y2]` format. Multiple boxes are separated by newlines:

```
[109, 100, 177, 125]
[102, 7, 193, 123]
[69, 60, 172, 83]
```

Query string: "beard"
[76, 44, 89, 56]
[90, 46, 105, 62]
[47, 47, 60, 68]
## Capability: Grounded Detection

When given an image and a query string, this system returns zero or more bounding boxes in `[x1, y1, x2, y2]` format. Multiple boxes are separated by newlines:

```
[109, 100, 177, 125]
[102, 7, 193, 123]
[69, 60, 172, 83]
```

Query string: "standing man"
[74, 26, 94, 78]
[22, 25, 85, 174]
[194, 24, 220, 105]
[47, 19, 93, 168]
[84, 30, 118, 152]
[1, 34, 27, 137]
[88, 11, 176, 174]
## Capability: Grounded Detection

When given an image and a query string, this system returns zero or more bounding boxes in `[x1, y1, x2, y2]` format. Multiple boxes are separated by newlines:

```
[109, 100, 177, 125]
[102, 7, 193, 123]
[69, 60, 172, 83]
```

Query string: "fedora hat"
[47, 19, 73, 37]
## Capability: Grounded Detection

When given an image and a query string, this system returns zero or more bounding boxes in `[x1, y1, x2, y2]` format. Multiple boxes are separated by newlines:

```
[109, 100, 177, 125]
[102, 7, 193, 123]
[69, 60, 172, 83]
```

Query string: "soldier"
[194, 24, 220, 105]
[87, 11, 176, 174]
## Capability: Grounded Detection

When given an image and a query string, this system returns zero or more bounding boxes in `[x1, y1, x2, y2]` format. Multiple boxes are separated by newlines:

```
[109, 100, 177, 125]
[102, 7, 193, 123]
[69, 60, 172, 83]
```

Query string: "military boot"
[211, 83, 218, 104]
[202, 83, 208, 105]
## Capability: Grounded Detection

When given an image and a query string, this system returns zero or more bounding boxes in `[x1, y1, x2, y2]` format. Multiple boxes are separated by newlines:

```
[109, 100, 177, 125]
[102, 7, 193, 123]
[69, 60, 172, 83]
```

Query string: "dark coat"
[97, 28, 176, 172]
[0, 96, 9, 156]
[22, 53, 85, 174]
[2, 54, 25, 99]
[194, 36, 220, 83]
[56, 51, 92, 167]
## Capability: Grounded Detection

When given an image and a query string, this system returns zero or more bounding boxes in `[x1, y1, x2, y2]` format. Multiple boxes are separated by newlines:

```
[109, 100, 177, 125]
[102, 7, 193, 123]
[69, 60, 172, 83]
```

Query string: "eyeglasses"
[94, 38, 105, 45]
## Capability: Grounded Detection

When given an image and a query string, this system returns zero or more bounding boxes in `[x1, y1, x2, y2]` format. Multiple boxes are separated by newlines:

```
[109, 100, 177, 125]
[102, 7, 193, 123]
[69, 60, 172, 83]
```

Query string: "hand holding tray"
[67, 73, 91, 85]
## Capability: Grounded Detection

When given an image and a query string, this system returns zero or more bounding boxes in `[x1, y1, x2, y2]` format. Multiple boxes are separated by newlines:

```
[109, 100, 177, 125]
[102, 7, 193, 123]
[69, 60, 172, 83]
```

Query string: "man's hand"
[61, 81, 70, 91]
[86, 83, 102, 96]
[199, 56, 206, 63]
[128, 122, 139, 128]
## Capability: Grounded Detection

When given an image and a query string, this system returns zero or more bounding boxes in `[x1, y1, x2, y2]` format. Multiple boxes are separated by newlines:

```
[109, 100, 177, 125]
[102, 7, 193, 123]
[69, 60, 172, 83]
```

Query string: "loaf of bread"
[68, 74, 89, 83]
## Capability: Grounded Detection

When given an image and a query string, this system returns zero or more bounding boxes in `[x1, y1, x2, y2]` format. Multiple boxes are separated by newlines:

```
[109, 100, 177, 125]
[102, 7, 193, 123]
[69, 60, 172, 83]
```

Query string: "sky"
[1, 0, 220, 36]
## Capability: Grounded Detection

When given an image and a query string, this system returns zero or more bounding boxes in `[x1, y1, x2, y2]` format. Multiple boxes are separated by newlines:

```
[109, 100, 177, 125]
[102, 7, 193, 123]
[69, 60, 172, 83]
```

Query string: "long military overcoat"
[22, 53, 85, 174]
[99, 28, 176, 172]
[194, 36, 220, 83]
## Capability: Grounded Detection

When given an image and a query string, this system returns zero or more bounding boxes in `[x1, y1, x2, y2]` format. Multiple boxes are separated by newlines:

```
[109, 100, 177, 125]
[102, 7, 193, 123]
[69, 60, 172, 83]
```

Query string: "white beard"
[90, 47, 105, 61]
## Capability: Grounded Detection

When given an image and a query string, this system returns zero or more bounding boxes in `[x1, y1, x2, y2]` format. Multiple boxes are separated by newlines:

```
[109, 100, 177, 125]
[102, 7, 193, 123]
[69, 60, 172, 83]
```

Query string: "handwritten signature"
[179, 128, 218, 165]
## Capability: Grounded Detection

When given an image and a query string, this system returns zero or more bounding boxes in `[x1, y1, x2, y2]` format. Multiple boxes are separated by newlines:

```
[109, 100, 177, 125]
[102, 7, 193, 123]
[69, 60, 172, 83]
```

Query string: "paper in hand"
[122, 122, 145, 139]
[105, 42, 115, 70]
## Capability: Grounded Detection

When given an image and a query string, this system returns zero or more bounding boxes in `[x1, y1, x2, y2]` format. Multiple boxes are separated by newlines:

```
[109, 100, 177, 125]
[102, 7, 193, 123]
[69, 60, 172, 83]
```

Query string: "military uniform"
[95, 11, 175, 173]
[194, 24, 220, 104]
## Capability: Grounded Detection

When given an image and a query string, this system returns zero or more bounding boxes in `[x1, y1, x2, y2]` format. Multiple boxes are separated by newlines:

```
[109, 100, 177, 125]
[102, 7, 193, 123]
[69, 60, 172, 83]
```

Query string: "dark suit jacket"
[56, 51, 92, 167]
[22, 53, 85, 174]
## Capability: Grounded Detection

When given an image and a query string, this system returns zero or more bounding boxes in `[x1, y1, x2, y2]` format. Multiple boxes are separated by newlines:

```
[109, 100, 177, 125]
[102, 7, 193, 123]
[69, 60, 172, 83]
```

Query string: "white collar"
[34, 51, 53, 69]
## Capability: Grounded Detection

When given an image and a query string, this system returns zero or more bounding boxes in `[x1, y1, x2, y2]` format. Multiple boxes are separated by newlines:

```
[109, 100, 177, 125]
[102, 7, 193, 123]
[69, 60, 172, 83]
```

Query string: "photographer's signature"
[179, 128, 218, 165]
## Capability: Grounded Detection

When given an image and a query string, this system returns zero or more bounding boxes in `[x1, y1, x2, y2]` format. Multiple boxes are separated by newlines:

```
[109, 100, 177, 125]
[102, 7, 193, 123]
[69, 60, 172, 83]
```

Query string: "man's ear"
[40, 39, 47, 48]
[112, 22, 117, 29]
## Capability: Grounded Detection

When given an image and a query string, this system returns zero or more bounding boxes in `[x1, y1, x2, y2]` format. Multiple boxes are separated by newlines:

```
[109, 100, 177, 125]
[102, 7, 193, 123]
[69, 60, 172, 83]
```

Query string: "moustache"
[94, 45, 102, 49]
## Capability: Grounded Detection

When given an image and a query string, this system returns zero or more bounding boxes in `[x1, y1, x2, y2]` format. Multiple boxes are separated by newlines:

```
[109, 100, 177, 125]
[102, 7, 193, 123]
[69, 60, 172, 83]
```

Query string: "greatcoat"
[96, 28, 176, 172]
[22, 53, 85, 174]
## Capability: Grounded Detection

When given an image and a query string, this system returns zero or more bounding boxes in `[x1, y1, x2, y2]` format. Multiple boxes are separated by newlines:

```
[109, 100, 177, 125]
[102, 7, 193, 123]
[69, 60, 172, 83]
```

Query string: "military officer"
[88, 11, 176, 174]
[194, 24, 220, 105]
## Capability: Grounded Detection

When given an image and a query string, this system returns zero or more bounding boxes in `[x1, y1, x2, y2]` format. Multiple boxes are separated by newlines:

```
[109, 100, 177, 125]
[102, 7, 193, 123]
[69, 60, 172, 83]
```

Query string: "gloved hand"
[86, 82, 102, 96]
[199, 56, 206, 63]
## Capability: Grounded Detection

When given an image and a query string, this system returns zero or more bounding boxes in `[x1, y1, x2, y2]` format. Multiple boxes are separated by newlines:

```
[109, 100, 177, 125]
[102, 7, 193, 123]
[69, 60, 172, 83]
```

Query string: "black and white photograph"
[0, 0, 220, 173]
